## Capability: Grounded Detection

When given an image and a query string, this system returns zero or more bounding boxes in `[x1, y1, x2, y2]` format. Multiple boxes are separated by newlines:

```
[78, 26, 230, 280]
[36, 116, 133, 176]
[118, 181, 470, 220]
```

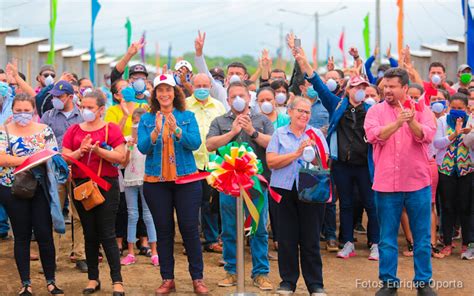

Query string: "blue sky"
[0, 0, 466, 61]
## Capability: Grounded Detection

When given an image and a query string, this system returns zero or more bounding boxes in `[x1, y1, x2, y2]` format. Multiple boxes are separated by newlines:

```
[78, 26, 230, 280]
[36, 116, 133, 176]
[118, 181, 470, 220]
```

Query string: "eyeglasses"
[293, 108, 311, 115]
[42, 73, 56, 78]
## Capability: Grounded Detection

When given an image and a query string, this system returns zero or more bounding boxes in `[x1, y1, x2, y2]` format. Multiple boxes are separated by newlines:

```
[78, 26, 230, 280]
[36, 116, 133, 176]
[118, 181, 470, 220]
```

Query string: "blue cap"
[48, 80, 74, 96]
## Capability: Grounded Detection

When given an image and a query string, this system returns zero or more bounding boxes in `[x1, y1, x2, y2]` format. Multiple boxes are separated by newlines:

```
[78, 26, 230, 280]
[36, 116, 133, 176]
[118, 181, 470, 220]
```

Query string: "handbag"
[73, 124, 109, 211]
[4, 124, 38, 199]
[297, 129, 332, 204]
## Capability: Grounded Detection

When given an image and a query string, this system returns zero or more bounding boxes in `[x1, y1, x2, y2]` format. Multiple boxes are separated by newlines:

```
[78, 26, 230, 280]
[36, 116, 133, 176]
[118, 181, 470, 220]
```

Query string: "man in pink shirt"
[364, 68, 437, 296]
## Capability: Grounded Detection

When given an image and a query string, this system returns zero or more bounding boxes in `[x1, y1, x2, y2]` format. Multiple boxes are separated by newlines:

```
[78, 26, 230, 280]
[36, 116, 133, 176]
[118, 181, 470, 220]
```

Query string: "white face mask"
[354, 89, 366, 103]
[232, 96, 246, 112]
[260, 101, 274, 114]
[44, 75, 55, 86]
[82, 108, 96, 122]
[275, 93, 287, 105]
[364, 98, 377, 106]
[431, 74, 441, 85]
[229, 75, 241, 84]
[326, 79, 337, 92]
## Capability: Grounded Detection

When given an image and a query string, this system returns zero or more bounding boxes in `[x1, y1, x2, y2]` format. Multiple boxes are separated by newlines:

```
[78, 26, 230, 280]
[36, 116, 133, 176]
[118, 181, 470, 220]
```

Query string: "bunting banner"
[167, 43, 172, 70]
[462, 0, 474, 67]
[397, 0, 404, 59]
[140, 31, 146, 63]
[326, 39, 330, 64]
[339, 29, 347, 68]
[363, 13, 371, 59]
[89, 0, 101, 84]
[47, 0, 58, 65]
[124, 17, 132, 79]
[155, 42, 160, 73]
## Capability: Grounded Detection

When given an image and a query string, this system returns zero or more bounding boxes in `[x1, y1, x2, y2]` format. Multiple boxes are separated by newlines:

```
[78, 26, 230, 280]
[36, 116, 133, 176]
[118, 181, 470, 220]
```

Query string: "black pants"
[0, 184, 56, 285]
[438, 173, 473, 245]
[73, 177, 122, 283]
[143, 181, 203, 280]
[273, 184, 325, 293]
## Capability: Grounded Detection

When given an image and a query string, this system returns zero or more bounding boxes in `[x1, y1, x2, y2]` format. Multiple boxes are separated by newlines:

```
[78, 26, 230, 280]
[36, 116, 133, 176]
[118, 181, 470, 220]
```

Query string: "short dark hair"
[449, 92, 468, 106]
[227, 62, 247, 75]
[384, 68, 409, 86]
[334, 69, 345, 79]
[270, 79, 289, 93]
[377, 64, 391, 73]
[78, 78, 92, 88]
[18, 72, 26, 81]
[429, 62, 446, 73]
[150, 85, 186, 113]
[83, 89, 106, 107]
[256, 86, 275, 97]
[368, 84, 381, 95]
[408, 83, 424, 94]
[227, 81, 249, 96]
[12, 93, 36, 109]
[270, 68, 285, 76]
[437, 88, 450, 101]
[243, 80, 255, 87]
[457, 88, 469, 96]
[0, 69, 4, 74]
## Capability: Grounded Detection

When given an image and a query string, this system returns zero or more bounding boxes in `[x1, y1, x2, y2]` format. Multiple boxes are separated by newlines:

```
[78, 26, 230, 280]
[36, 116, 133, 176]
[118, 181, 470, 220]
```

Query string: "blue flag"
[90, 0, 101, 84]
[462, 0, 474, 67]
[326, 39, 331, 63]
[167, 43, 172, 70]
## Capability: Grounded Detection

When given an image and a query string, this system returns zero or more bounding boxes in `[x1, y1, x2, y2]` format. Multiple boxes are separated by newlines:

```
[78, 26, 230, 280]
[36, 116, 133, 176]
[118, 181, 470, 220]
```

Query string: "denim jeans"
[0, 203, 9, 234]
[220, 191, 270, 278]
[332, 161, 379, 244]
[200, 179, 219, 247]
[124, 185, 156, 243]
[322, 191, 336, 241]
[375, 186, 432, 284]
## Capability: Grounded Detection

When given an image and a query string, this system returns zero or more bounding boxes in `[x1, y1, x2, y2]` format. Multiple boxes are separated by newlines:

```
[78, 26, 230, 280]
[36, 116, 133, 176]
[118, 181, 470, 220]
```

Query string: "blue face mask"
[449, 109, 467, 118]
[121, 87, 137, 102]
[306, 86, 318, 99]
[13, 112, 34, 126]
[194, 88, 210, 101]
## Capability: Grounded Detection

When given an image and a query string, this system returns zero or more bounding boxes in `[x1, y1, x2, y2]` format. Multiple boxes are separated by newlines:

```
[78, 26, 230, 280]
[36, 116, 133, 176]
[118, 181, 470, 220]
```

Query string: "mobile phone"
[294, 38, 301, 48]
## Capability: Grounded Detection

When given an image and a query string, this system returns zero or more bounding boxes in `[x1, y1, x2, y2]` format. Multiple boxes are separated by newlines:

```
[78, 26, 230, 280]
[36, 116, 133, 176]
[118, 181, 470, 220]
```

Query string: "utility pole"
[376, 0, 381, 64]
[314, 12, 319, 60]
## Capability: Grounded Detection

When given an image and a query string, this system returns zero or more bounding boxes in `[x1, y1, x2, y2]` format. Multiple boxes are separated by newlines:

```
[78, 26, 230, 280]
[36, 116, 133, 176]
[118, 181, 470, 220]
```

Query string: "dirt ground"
[0, 225, 473, 296]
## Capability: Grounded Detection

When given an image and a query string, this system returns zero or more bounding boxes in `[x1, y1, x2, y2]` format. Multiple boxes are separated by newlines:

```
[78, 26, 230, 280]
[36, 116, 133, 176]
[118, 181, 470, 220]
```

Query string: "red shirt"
[63, 123, 125, 179]
[422, 81, 456, 105]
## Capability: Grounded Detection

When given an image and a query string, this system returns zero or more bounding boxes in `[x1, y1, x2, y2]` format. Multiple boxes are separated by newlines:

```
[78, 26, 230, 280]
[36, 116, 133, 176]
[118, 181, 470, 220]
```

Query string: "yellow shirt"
[186, 95, 226, 170]
[104, 102, 148, 136]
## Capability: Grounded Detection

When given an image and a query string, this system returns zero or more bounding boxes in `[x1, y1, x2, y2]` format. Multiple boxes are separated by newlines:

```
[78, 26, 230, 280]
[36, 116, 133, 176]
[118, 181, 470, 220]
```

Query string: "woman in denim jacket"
[137, 74, 208, 294]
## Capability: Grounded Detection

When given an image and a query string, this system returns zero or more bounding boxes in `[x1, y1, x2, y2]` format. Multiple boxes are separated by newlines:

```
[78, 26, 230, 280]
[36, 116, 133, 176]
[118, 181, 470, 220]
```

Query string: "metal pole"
[376, 0, 381, 65]
[236, 187, 245, 293]
[279, 22, 284, 61]
[315, 12, 319, 62]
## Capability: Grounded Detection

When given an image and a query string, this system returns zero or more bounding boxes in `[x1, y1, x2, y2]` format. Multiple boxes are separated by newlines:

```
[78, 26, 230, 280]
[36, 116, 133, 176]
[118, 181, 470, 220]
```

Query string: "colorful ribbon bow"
[207, 142, 281, 235]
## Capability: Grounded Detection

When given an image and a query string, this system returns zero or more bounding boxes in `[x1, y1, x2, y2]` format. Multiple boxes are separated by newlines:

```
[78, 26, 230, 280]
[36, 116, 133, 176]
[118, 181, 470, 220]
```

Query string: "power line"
[418, 1, 449, 36]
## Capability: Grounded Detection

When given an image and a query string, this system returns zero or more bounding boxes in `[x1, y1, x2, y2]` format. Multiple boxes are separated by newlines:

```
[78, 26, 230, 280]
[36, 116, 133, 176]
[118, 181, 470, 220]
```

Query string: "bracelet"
[174, 127, 182, 136]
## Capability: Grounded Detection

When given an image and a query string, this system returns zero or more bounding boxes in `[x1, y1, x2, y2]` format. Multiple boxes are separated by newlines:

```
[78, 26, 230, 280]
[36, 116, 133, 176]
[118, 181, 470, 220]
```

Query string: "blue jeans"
[0, 204, 9, 234]
[124, 185, 156, 243]
[375, 186, 432, 285]
[220, 191, 270, 278]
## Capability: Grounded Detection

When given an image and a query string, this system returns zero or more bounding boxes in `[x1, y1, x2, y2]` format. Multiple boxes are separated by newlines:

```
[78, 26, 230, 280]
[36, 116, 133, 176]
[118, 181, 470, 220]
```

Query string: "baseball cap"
[457, 64, 471, 73]
[210, 67, 225, 80]
[153, 74, 176, 88]
[39, 65, 55, 75]
[48, 80, 74, 96]
[348, 76, 369, 87]
[174, 60, 193, 72]
[129, 64, 148, 77]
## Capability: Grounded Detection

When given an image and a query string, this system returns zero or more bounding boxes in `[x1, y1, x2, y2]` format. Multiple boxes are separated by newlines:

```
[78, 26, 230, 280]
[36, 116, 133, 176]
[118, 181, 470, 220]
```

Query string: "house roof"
[62, 49, 89, 57]
[38, 44, 72, 52]
[421, 44, 459, 53]
[6, 37, 48, 46]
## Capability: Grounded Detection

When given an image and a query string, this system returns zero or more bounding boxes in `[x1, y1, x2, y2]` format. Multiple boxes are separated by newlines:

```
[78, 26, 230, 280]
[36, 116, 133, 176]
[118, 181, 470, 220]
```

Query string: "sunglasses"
[42, 73, 56, 78]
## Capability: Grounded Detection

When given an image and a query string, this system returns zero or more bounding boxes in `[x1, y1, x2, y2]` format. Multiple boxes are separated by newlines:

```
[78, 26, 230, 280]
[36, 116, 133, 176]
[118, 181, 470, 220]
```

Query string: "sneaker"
[253, 275, 273, 291]
[461, 244, 474, 260]
[120, 254, 136, 266]
[337, 241, 356, 259]
[326, 239, 339, 252]
[218, 273, 237, 287]
[204, 243, 223, 253]
[75, 260, 88, 273]
[276, 284, 293, 295]
[417, 285, 437, 296]
[218, 259, 226, 267]
[440, 245, 452, 256]
[354, 223, 367, 234]
[375, 285, 398, 296]
[311, 287, 327, 296]
[151, 254, 159, 266]
[368, 244, 379, 261]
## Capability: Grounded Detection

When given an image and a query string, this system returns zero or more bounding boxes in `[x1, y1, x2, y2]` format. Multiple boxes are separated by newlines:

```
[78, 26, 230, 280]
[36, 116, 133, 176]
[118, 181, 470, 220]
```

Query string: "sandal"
[19, 284, 32, 296]
[112, 282, 125, 296]
[431, 245, 445, 259]
[47, 282, 64, 295]
[402, 239, 414, 257]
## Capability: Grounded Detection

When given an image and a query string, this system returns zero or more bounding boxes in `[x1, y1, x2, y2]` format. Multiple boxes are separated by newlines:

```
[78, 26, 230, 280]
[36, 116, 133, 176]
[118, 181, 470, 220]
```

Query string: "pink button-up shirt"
[364, 100, 437, 192]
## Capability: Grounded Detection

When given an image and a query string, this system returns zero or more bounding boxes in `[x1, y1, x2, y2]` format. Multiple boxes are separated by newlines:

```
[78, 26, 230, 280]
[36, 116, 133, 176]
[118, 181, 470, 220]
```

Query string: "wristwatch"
[250, 130, 259, 139]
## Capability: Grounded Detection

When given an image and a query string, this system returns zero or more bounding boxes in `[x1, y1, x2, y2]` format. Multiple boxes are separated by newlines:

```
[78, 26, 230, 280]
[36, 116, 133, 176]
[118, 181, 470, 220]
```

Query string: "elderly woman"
[266, 96, 329, 295]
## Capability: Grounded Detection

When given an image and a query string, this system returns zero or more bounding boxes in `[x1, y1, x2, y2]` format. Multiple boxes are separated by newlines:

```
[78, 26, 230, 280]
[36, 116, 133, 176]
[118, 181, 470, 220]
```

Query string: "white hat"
[174, 60, 193, 72]
[153, 74, 176, 88]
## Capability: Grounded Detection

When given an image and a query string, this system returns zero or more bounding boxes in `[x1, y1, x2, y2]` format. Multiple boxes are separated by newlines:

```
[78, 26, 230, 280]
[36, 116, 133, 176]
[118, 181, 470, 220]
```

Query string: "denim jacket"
[137, 109, 201, 177]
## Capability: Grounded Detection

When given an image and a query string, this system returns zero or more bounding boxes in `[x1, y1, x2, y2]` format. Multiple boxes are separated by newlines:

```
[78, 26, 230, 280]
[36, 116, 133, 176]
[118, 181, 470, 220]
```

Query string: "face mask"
[354, 89, 366, 103]
[302, 146, 315, 162]
[431, 74, 441, 85]
[326, 79, 338, 92]
[260, 101, 274, 114]
[173, 74, 182, 86]
[0, 82, 10, 100]
[80, 87, 92, 96]
[44, 75, 54, 86]
[449, 109, 467, 119]
[306, 86, 318, 99]
[275, 93, 287, 105]
[194, 88, 210, 101]
[13, 112, 34, 126]
[52, 97, 65, 110]
[232, 96, 246, 112]
[229, 75, 241, 84]
[73, 94, 79, 104]
[460, 73, 472, 85]
[132, 79, 146, 94]
[121, 87, 136, 102]
[364, 98, 377, 106]
[377, 71, 384, 79]
[106, 78, 111, 86]
[82, 108, 96, 122]
[430, 102, 445, 114]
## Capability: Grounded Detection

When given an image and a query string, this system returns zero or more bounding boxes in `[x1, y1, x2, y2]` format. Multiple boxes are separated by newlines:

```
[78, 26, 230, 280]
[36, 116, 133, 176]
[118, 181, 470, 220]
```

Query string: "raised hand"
[195, 30, 206, 56]
[373, 46, 380, 58]
[59, 72, 75, 83]
[261, 49, 272, 73]
[327, 56, 335, 71]
[286, 32, 296, 50]
[127, 39, 146, 57]
[349, 47, 360, 58]
[386, 43, 392, 58]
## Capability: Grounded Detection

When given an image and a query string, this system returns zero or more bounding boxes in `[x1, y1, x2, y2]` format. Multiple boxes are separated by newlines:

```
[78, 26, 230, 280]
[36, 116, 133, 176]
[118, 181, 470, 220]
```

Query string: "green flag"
[124, 17, 132, 79]
[47, 0, 58, 65]
[363, 13, 370, 59]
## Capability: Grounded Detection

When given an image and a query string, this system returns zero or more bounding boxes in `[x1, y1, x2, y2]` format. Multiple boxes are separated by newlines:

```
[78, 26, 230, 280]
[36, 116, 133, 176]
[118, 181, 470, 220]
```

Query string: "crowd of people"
[0, 30, 473, 296]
